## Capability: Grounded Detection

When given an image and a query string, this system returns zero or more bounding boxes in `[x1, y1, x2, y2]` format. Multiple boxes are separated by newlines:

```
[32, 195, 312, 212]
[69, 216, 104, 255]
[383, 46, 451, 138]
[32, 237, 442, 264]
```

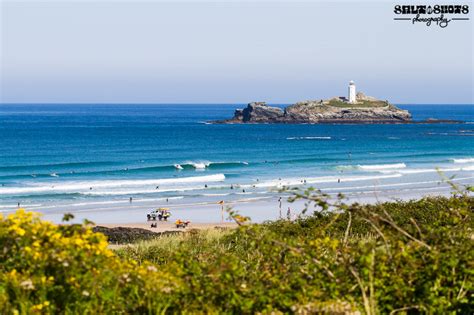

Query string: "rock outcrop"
[232, 102, 284, 123]
[214, 93, 412, 124]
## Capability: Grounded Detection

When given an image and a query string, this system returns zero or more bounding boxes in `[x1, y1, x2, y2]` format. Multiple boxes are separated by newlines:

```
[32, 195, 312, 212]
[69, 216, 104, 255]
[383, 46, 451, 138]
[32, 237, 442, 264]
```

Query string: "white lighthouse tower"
[348, 80, 356, 104]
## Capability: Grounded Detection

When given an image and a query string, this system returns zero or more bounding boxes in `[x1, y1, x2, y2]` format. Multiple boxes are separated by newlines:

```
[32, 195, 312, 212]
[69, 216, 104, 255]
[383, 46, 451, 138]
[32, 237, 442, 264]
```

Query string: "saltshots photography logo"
[394, 4, 470, 28]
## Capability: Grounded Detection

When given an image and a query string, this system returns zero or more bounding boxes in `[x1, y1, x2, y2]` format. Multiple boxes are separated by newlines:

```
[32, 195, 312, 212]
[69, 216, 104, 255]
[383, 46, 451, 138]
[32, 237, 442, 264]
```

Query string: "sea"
[0, 104, 473, 223]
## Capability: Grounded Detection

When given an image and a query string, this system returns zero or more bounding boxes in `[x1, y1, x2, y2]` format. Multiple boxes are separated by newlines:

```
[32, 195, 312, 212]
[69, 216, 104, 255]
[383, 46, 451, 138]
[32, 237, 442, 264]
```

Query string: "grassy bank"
[1, 190, 472, 314]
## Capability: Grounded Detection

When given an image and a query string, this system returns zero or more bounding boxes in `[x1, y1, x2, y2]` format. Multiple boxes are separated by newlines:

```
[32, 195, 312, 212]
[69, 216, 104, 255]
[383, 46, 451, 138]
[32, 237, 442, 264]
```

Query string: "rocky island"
[214, 92, 412, 124]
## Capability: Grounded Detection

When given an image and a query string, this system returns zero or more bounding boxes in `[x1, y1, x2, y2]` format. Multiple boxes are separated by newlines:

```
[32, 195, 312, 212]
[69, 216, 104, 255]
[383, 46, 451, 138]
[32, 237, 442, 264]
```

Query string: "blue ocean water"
[0, 104, 473, 217]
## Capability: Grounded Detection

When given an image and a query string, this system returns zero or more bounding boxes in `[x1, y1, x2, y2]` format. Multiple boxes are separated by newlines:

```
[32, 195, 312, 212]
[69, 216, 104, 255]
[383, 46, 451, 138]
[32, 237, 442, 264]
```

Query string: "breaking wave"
[358, 163, 407, 171]
[335, 163, 407, 171]
[0, 174, 226, 197]
[287, 136, 332, 140]
[451, 158, 474, 164]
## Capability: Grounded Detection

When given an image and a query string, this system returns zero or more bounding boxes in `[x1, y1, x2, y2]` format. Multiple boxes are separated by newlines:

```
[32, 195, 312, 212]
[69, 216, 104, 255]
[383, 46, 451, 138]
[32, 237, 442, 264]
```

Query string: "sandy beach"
[99, 221, 238, 233]
[26, 177, 467, 227]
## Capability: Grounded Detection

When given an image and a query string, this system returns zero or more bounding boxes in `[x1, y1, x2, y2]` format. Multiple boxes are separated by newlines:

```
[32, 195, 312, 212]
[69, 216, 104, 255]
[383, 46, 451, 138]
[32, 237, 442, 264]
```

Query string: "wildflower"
[31, 304, 43, 311]
[147, 265, 158, 272]
[9, 226, 26, 236]
[82, 290, 90, 297]
[20, 279, 35, 290]
[74, 238, 84, 246]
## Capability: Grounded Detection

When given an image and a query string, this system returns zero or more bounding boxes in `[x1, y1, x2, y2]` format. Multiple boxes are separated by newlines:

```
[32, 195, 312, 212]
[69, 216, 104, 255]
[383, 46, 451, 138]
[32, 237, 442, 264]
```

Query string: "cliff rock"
[215, 93, 412, 124]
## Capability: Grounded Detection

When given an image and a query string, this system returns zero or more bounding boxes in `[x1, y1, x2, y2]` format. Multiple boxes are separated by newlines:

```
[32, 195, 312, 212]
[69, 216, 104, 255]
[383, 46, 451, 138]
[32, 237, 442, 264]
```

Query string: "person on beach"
[17, 202, 20, 208]
[287, 207, 291, 220]
[129, 197, 133, 203]
[278, 197, 282, 219]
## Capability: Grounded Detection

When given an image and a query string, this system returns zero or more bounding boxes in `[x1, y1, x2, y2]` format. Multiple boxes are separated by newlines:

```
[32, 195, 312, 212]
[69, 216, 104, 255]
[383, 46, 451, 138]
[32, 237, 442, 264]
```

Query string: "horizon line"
[0, 102, 473, 106]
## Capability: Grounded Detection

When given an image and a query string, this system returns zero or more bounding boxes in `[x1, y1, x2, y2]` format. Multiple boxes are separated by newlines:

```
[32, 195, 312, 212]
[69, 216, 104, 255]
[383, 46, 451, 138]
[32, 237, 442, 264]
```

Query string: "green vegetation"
[327, 99, 388, 108]
[1, 189, 473, 314]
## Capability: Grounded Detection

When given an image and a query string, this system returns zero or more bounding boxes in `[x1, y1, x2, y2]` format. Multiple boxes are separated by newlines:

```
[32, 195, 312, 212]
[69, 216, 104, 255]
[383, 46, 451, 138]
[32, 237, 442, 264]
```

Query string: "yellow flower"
[9, 226, 26, 236]
[32, 304, 43, 311]
[74, 238, 84, 246]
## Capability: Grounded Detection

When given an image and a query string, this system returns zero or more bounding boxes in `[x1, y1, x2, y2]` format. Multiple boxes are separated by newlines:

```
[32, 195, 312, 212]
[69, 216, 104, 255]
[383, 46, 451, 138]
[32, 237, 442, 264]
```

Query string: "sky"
[0, 0, 472, 104]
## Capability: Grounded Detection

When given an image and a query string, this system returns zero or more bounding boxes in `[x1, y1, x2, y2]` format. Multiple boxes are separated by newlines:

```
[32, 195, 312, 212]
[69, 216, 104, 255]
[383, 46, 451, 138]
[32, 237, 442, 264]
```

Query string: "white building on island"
[348, 80, 356, 103]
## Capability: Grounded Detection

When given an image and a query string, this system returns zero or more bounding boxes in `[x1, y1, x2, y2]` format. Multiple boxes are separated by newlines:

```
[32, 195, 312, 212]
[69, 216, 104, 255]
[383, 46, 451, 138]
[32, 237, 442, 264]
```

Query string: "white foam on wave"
[202, 193, 230, 197]
[379, 165, 474, 175]
[68, 196, 184, 207]
[358, 163, 407, 171]
[174, 164, 184, 170]
[192, 163, 208, 169]
[183, 161, 211, 169]
[0, 174, 226, 196]
[179, 161, 249, 170]
[321, 176, 474, 192]
[451, 158, 474, 164]
[335, 165, 358, 171]
[245, 173, 403, 189]
[83, 186, 203, 196]
[287, 136, 331, 140]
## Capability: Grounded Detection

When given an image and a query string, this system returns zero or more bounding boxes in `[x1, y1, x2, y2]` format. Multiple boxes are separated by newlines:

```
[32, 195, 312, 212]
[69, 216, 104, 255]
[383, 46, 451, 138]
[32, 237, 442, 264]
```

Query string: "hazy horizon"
[1, 1, 473, 104]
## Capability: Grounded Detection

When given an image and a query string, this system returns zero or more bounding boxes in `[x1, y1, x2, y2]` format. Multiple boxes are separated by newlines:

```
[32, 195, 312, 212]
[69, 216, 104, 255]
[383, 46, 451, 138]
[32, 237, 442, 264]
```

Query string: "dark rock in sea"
[232, 102, 284, 123]
[93, 226, 182, 244]
[213, 93, 413, 124]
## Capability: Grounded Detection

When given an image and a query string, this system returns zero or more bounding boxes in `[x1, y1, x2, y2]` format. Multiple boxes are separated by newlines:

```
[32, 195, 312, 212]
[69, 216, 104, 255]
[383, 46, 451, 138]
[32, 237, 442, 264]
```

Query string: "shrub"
[0, 210, 179, 314]
[1, 192, 473, 314]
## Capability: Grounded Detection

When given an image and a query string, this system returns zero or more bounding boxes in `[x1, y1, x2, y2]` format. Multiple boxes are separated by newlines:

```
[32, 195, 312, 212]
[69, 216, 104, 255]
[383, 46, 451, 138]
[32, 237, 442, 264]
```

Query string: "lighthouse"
[348, 80, 356, 103]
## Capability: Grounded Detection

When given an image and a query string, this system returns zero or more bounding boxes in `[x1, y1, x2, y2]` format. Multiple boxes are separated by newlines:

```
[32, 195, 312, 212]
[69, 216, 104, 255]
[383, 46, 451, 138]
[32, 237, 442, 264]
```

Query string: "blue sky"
[1, 0, 472, 104]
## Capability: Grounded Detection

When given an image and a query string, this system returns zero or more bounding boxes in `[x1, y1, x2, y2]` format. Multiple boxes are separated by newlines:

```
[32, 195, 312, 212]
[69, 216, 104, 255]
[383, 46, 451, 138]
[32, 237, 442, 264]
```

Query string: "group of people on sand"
[147, 208, 171, 222]
[147, 208, 191, 229]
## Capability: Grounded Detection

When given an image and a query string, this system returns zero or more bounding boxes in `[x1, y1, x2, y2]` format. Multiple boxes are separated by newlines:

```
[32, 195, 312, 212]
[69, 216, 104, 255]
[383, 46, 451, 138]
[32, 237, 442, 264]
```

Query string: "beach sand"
[100, 221, 238, 233]
[33, 181, 462, 227]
